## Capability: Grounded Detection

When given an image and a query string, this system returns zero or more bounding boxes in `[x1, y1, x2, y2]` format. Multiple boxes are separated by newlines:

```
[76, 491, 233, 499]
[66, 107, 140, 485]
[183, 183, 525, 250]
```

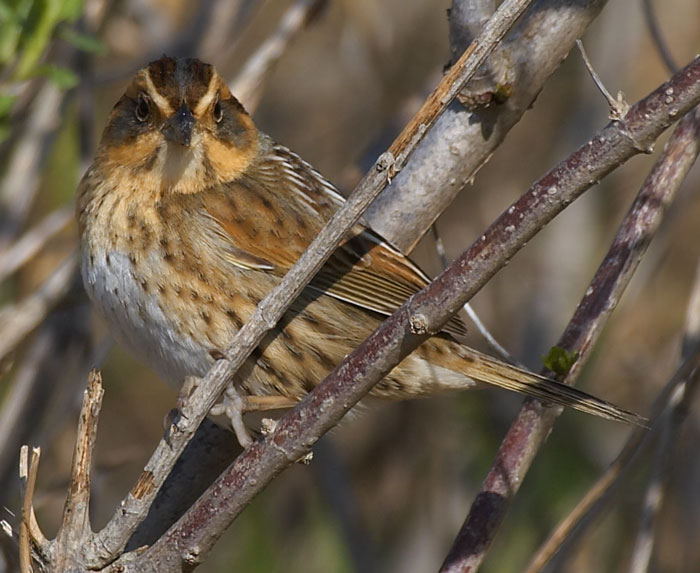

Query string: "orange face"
[98, 56, 258, 195]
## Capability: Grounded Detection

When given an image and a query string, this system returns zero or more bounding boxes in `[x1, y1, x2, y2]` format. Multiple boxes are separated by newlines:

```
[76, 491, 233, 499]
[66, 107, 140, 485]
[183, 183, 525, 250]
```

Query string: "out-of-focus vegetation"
[0, 0, 106, 142]
[1, 1, 699, 572]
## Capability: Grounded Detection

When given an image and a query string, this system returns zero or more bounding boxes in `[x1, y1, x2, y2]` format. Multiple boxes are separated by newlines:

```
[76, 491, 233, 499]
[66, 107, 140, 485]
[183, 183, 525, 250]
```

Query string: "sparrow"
[76, 56, 644, 445]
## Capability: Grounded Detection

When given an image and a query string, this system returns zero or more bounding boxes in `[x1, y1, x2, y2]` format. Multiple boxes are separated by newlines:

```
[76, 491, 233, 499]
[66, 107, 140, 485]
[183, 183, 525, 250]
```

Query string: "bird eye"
[135, 94, 150, 122]
[213, 97, 223, 123]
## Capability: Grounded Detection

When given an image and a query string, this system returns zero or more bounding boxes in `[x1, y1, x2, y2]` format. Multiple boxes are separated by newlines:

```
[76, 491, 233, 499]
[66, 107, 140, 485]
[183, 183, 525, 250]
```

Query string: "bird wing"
[201, 143, 468, 337]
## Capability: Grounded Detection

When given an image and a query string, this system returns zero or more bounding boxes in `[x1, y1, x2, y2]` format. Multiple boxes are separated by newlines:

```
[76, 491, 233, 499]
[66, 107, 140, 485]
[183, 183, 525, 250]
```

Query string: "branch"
[629, 263, 700, 571]
[138, 56, 700, 572]
[440, 100, 700, 572]
[53, 371, 103, 570]
[84, 1, 533, 566]
[365, 0, 610, 252]
[527, 256, 700, 572]
[18, 445, 45, 572]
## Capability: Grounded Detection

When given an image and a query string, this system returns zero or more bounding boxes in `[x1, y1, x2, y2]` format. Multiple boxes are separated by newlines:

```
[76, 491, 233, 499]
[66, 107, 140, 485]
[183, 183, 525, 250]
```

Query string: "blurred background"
[1, 0, 699, 571]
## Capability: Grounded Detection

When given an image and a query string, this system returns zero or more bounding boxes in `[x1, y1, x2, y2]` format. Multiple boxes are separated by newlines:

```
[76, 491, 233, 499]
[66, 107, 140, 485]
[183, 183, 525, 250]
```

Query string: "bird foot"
[210, 385, 255, 449]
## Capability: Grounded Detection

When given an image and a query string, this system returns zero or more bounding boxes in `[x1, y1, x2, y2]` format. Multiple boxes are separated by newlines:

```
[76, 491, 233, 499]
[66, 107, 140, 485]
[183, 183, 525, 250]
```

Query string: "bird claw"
[210, 385, 254, 448]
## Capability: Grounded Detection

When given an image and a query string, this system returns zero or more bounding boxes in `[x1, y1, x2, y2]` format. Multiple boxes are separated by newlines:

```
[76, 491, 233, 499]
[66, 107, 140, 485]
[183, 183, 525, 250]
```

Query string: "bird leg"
[210, 384, 254, 448]
[179, 376, 299, 448]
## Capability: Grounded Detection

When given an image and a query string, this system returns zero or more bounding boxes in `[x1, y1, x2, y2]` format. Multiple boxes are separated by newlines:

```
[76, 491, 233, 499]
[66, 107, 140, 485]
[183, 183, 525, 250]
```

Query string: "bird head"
[98, 56, 259, 194]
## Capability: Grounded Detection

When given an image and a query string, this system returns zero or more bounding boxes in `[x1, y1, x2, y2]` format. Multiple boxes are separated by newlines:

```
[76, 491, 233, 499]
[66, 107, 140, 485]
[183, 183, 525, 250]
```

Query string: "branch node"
[409, 313, 432, 335]
[375, 151, 396, 181]
[182, 545, 201, 566]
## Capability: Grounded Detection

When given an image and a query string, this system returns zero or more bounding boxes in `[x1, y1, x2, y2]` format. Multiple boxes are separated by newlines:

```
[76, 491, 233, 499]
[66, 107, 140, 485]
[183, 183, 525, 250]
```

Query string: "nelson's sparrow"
[76, 56, 643, 445]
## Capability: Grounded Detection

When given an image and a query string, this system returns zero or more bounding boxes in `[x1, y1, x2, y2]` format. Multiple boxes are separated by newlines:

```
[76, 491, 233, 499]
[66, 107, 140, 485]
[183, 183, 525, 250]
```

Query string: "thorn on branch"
[576, 39, 630, 120]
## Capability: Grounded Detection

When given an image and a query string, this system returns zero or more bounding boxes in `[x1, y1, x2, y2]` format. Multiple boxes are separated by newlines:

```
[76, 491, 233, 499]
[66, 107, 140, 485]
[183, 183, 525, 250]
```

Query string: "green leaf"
[0, 0, 33, 65]
[15, 0, 84, 78]
[15, 0, 62, 78]
[0, 94, 16, 116]
[542, 346, 579, 376]
[0, 121, 10, 144]
[59, 26, 105, 54]
[33, 63, 78, 88]
[58, 0, 84, 21]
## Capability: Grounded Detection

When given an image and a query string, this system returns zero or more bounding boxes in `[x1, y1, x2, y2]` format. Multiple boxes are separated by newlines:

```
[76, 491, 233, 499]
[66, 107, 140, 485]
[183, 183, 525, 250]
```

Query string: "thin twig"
[641, 0, 678, 74]
[19, 446, 42, 573]
[576, 39, 629, 120]
[431, 224, 520, 365]
[230, 0, 328, 112]
[85, 1, 533, 566]
[628, 259, 700, 572]
[0, 207, 73, 283]
[439, 76, 700, 572]
[524, 358, 693, 572]
[138, 57, 700, 572]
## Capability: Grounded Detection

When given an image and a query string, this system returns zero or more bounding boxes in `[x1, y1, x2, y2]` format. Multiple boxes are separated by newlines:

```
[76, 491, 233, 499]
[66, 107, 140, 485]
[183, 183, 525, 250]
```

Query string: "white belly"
[81, 249, 213, 386]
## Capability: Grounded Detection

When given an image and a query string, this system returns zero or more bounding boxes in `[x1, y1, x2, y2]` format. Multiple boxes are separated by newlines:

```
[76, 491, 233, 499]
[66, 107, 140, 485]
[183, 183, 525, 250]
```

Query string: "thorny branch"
[440, 102, 700, 572]
[137, 58, 700, 571]
[84, 1, 535, 566]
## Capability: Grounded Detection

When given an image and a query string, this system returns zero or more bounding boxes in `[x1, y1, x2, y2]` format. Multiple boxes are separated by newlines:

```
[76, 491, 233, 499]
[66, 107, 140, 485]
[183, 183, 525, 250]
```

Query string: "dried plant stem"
[85, 2, 531, 566]
[18, 446, 43, 573]
[442, 103, 700, 572]
[139, 58, 700, 572]
[51, 371, 104, 571]
[628, 260, 700, 572]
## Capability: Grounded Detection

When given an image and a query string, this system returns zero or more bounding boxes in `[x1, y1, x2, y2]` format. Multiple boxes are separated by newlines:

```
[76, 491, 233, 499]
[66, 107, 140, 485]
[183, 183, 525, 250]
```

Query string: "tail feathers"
[455, 346, 648, 427]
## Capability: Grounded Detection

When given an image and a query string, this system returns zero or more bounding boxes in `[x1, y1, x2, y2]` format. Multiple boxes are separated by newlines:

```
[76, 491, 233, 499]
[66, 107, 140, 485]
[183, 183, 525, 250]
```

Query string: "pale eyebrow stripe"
[194, 73, 218, 117]
[143, 70, 174, 115]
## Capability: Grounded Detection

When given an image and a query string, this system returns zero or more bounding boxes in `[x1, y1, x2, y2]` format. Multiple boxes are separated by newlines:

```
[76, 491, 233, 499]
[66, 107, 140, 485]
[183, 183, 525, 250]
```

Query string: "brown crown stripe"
[146, 56, 215, 113]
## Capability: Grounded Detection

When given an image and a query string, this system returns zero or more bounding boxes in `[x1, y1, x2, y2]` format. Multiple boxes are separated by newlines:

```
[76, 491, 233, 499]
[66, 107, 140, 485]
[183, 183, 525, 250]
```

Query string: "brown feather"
[203, 139, 469, 337]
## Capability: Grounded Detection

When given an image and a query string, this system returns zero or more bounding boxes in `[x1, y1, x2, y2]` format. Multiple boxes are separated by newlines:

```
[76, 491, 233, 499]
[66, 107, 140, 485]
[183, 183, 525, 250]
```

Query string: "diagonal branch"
[527, 258, 700, 573]
[137, 57, 700, 572]
[84, 0, 535, 565]
[440, 100, 700, 572]
[366, 0, 611, 253]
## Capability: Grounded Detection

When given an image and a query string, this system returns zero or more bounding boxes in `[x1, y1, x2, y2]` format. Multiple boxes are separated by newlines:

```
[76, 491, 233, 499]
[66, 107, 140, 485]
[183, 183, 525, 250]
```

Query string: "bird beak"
[163, 104, 195, 147]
